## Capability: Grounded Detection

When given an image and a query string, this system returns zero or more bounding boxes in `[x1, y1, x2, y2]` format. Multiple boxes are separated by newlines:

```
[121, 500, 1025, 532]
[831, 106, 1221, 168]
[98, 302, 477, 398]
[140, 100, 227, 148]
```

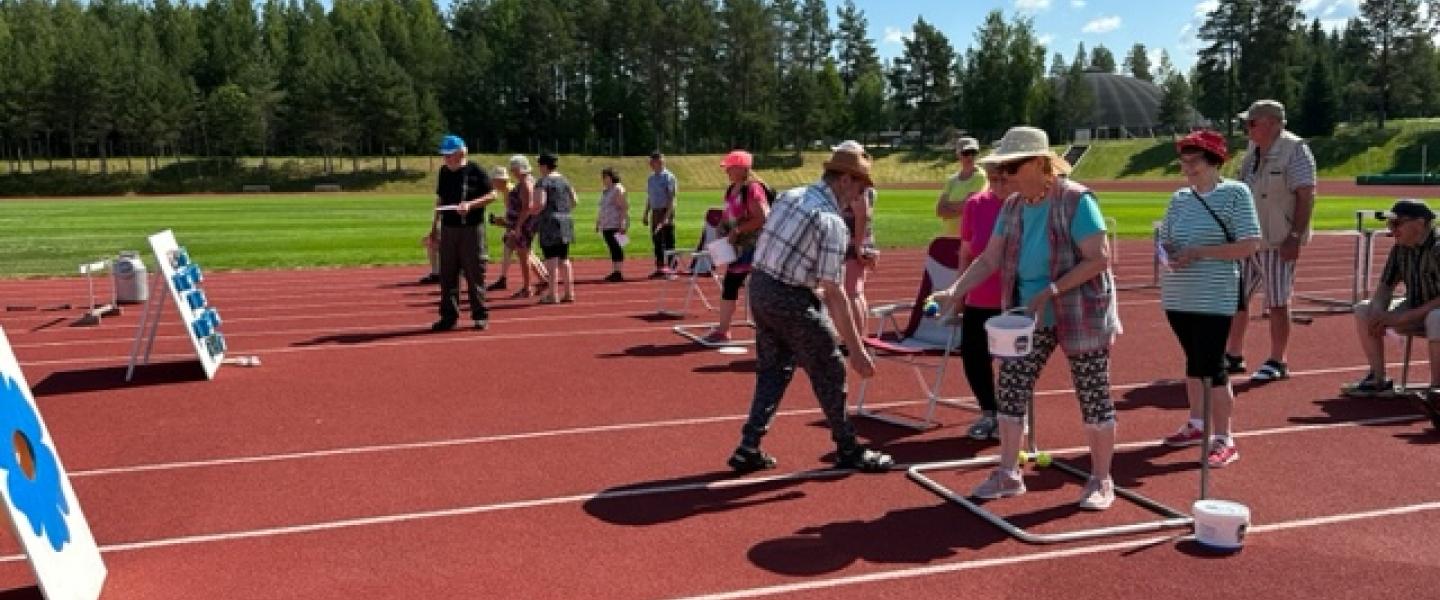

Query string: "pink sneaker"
[1162, 422, 1206, 447]
[701, 329, 732, 344]
[1206, 442, 1239, 468]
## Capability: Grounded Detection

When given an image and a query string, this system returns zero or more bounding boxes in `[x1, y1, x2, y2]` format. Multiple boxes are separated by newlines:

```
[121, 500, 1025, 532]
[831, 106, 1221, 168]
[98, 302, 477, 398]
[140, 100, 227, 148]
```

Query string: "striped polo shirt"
[752, 181, 848, 289]
[1159, 180, 1261, 315]
[1380, 229, 1440, 308]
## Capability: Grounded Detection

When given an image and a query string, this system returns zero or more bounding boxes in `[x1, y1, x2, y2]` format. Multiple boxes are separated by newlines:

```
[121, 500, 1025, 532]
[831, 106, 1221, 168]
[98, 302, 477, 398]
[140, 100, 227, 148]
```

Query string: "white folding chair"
[853, 237, 976, 429]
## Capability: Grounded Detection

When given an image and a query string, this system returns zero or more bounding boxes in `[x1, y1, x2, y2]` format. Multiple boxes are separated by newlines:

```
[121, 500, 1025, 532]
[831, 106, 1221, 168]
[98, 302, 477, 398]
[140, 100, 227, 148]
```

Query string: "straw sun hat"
[977, 126, 1072, 175]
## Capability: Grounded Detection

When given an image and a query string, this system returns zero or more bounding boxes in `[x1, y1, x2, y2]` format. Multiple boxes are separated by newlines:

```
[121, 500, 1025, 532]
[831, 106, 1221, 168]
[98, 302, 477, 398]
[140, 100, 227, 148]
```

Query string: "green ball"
[1034, 452, 1052, 468]
[1016, 451, 1029, 464]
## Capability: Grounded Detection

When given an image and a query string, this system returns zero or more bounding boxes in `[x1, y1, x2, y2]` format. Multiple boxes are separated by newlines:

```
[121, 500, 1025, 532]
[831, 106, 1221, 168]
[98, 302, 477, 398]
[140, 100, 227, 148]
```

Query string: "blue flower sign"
[0, 327, 107, 600]
[0, 373, 71, 551]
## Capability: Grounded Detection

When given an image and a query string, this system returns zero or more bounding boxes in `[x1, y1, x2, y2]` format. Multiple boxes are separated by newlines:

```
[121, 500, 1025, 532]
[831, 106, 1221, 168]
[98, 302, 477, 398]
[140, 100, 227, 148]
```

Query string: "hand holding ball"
[923, 295, 941, 317]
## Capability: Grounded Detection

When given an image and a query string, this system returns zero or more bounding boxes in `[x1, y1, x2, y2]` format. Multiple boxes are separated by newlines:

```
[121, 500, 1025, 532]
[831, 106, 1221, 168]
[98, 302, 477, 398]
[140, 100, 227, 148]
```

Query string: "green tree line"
[0, 0, 1437, 176]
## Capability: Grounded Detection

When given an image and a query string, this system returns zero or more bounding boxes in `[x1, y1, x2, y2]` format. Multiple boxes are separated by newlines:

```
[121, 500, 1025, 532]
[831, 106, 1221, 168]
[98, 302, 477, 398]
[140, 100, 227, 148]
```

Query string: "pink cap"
[720, 150, 753, 169]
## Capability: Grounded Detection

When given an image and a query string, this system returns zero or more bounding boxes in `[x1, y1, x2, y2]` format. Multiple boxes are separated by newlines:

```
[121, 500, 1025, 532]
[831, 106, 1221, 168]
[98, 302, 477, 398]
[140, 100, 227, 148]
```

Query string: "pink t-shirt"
[960, 190, 1004, 308]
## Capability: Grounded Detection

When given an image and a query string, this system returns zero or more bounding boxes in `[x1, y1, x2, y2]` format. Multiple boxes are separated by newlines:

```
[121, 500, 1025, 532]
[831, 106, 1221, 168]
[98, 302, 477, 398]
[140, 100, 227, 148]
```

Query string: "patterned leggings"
[996, 327, 1116, 425]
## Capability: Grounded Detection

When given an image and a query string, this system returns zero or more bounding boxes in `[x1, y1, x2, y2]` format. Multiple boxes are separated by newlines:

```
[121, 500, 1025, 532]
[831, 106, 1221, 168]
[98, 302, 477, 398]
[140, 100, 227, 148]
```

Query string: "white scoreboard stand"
[0, 328, 107, 599]
[126, 230, 227, 382]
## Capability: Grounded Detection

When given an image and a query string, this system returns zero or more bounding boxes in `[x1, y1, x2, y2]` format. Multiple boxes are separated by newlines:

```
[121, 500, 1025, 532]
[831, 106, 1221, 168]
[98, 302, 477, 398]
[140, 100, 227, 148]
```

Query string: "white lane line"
[667, 500, 1440, 600]
[8, 283, 1363, 353]
[70, 359, 1424, 479]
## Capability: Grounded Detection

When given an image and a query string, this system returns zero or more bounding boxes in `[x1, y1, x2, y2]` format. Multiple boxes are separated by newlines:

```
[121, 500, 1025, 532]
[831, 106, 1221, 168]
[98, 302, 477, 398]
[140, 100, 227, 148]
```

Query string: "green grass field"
[0, 189, 1406, 277]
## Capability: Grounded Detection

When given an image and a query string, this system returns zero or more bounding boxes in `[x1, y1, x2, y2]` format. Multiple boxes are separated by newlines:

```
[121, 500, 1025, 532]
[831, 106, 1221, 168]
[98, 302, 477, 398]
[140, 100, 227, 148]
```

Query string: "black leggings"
[960, 305, 1002, 413]
[722, 269, 750, 301]
[1164, 310, 1233, 384]
[602, 229, 624, 263]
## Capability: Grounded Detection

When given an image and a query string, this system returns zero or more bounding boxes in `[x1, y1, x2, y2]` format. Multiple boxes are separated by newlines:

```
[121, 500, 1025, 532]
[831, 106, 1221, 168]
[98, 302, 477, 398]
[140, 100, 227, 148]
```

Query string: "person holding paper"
[1156, 130, 1261, 468]
[595, 167, 630, 282]
[703, 150, 771, 344]
[430, 135, 496, 331]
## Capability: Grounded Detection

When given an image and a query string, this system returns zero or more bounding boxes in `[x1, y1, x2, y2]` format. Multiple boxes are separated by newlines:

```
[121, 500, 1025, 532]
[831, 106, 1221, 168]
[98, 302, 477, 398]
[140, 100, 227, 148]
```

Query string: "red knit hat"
[1176, 129, 1228, 163]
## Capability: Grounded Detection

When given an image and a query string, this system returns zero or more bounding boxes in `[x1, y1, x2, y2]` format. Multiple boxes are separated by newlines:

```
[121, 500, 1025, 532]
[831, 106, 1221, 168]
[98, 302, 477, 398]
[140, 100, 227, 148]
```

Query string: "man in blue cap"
[1347, 200, 1440, 411]
[428, 134, 495, 331]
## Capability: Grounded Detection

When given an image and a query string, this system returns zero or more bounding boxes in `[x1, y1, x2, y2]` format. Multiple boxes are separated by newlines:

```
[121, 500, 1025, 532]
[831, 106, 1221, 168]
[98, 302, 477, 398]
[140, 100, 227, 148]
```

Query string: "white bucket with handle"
[985, 308, 1036, 358]
[706, 238, 737, 266]
[1192, 499, 1250, 552]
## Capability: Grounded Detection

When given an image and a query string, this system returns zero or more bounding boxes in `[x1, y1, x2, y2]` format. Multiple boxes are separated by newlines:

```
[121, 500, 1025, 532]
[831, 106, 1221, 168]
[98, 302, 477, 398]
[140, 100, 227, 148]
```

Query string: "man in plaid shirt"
[725, 147, 894, 474]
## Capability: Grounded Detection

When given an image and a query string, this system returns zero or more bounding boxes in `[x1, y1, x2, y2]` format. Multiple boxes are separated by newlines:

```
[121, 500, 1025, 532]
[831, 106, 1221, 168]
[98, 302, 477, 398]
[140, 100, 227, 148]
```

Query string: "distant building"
[1055, 72, 1205, 139]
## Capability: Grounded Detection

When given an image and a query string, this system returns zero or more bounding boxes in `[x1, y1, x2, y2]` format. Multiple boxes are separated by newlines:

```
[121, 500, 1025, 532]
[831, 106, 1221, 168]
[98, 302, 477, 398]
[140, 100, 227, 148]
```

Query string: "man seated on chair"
[1349, 199, 1440, 399]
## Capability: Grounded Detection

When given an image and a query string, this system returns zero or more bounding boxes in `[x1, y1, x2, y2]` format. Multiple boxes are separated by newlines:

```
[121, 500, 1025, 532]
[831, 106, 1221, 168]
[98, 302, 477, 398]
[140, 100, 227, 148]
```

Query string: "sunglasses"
[998, 157, 1034, 175]
[959, 149, 979, 157]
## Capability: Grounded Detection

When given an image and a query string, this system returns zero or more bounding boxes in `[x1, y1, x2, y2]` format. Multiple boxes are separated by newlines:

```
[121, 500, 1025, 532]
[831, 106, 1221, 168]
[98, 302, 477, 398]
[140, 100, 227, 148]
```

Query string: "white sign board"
[0, 327, 106, 599]
[148, 230, 225, 379]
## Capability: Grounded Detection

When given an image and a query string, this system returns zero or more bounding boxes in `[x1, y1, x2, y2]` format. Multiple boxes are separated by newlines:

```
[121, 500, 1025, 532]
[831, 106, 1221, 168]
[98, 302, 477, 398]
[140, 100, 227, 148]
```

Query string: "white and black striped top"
[1159, 180, 1261, 316]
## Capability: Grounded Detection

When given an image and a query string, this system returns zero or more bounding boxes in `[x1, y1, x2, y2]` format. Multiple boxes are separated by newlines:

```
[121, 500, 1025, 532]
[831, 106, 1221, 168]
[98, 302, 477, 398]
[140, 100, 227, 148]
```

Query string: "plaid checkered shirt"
[752, 180, 849, 289]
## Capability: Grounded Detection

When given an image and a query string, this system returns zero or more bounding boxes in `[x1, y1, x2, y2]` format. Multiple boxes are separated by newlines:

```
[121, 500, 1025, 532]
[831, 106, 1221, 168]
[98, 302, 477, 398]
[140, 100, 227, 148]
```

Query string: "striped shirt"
[752, 181, 848, 289]
[1238, 137, 1316, 191]
[1380, 229, 1440, 309]
[1159, 180, 1261, 315]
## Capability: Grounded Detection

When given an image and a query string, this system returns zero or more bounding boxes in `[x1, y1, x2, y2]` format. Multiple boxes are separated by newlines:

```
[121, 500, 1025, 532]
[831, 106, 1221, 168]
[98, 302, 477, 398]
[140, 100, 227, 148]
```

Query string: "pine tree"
[1359, 0, 1434, 128]
[1089, 45, 1116, 73]
[1123, 43, 1152, 80]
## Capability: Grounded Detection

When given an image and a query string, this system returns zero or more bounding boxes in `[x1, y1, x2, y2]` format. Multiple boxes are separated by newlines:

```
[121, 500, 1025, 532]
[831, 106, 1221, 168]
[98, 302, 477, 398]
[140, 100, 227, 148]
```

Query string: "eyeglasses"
[998, 157, 1034, 175]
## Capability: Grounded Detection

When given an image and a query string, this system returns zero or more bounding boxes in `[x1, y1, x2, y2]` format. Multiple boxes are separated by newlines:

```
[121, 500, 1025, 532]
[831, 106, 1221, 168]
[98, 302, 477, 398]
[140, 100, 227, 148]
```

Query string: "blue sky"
[838, 0, 1363, 72]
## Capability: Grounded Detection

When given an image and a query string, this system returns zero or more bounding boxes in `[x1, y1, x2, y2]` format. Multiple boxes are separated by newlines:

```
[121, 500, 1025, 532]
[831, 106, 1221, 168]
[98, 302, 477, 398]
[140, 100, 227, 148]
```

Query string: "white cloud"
[883, 26, 908, 46]
[1081, 16, 1122, 34]
[1299, 0, 1324, 13]
[1194, 0, 1219, 18]
[1015, 0, 1052, 13]
[1038, 33, 1056, 46]
[1070, 0, 1087, 8]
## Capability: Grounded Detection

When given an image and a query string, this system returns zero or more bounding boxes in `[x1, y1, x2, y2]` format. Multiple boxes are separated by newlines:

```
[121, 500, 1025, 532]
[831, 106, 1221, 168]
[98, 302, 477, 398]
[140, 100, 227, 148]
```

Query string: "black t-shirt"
[435, 163, 493, 227]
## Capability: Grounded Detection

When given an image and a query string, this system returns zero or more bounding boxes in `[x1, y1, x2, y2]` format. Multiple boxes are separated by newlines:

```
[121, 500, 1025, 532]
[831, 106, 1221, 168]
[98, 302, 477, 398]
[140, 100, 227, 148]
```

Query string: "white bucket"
[706, 238, 737, 266]
[113, 251, 149, 304]
[985, 311, 1036, 358]
[1192, 499, 1250, 552]
[614, 232, 630, 247]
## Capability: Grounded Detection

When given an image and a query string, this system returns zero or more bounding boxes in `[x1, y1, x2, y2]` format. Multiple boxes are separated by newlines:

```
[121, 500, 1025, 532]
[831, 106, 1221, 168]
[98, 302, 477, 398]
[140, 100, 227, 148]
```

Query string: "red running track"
[0, 234, 1435, 599]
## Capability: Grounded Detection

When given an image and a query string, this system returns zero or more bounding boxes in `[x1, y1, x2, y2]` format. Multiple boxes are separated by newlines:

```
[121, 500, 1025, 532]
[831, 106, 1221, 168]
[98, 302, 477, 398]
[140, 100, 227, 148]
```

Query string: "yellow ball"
[1016, 451, 1029, 464]
[1034, 452, 1052, 468]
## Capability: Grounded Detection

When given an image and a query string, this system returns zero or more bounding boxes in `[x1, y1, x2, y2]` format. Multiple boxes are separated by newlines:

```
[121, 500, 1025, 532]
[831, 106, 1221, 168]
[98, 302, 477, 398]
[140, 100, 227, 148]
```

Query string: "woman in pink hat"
[1157, 130, 1260, 468]
[704, 150, 772, 344]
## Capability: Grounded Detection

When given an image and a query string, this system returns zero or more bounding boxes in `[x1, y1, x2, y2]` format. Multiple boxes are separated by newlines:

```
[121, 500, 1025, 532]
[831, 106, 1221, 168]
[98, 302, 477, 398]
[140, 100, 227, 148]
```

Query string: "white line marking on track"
[666, 500, 1440, 600]
[69, 359, 1424, 478]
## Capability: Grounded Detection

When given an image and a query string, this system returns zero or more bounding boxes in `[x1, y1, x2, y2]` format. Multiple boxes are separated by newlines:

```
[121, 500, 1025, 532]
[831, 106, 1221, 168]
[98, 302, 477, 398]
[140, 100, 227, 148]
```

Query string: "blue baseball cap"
[438, 135, 465, 155]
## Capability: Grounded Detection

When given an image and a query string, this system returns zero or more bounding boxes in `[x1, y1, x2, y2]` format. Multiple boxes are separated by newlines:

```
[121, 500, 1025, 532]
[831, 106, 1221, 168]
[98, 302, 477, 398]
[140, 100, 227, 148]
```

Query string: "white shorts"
[1242, 249, 1296, 310]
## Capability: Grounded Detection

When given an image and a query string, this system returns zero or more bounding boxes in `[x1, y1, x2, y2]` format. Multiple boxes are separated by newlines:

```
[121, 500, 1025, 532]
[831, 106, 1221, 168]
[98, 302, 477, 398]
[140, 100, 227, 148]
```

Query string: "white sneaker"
[1077, 477, 1115, 511]
[970, 468, 1026, 499]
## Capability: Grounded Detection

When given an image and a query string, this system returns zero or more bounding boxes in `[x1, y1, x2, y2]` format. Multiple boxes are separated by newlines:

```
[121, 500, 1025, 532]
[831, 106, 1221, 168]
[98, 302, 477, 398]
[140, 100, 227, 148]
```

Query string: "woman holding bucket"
[1158, 130, 1260, 467]
[702, 150, 771, 344]
[932, 126, 1122, 510]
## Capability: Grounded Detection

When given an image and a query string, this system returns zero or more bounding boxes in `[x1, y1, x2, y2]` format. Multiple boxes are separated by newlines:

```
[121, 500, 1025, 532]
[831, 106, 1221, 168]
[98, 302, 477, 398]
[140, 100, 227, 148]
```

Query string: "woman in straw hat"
[932, 126, 1122, 510]
[1157, 130, 1260, 468]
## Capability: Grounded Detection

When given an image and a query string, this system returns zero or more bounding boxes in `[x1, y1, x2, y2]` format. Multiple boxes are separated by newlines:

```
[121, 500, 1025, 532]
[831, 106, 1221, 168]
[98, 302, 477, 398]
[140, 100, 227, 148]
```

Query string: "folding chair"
[853, 237, 976, 429]
[655, 208, 755, 346]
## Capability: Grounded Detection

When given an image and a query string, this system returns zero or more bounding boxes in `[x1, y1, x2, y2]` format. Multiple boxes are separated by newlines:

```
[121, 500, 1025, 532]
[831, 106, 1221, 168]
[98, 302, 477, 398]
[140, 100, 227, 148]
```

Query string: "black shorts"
[722, 270, 750, 301]
[541, 243, 570, 260]
[1164, 310, 1233, 383]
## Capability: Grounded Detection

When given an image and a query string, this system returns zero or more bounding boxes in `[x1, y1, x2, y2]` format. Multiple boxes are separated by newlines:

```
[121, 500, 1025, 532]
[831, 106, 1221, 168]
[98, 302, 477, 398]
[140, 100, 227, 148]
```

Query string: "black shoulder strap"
[1190, 187, 1234, 243]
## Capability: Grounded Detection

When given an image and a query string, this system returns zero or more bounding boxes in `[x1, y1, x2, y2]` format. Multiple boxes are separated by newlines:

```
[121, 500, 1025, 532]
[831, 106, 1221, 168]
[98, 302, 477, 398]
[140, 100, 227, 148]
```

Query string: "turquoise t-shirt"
[992, 193, 1107, 326]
